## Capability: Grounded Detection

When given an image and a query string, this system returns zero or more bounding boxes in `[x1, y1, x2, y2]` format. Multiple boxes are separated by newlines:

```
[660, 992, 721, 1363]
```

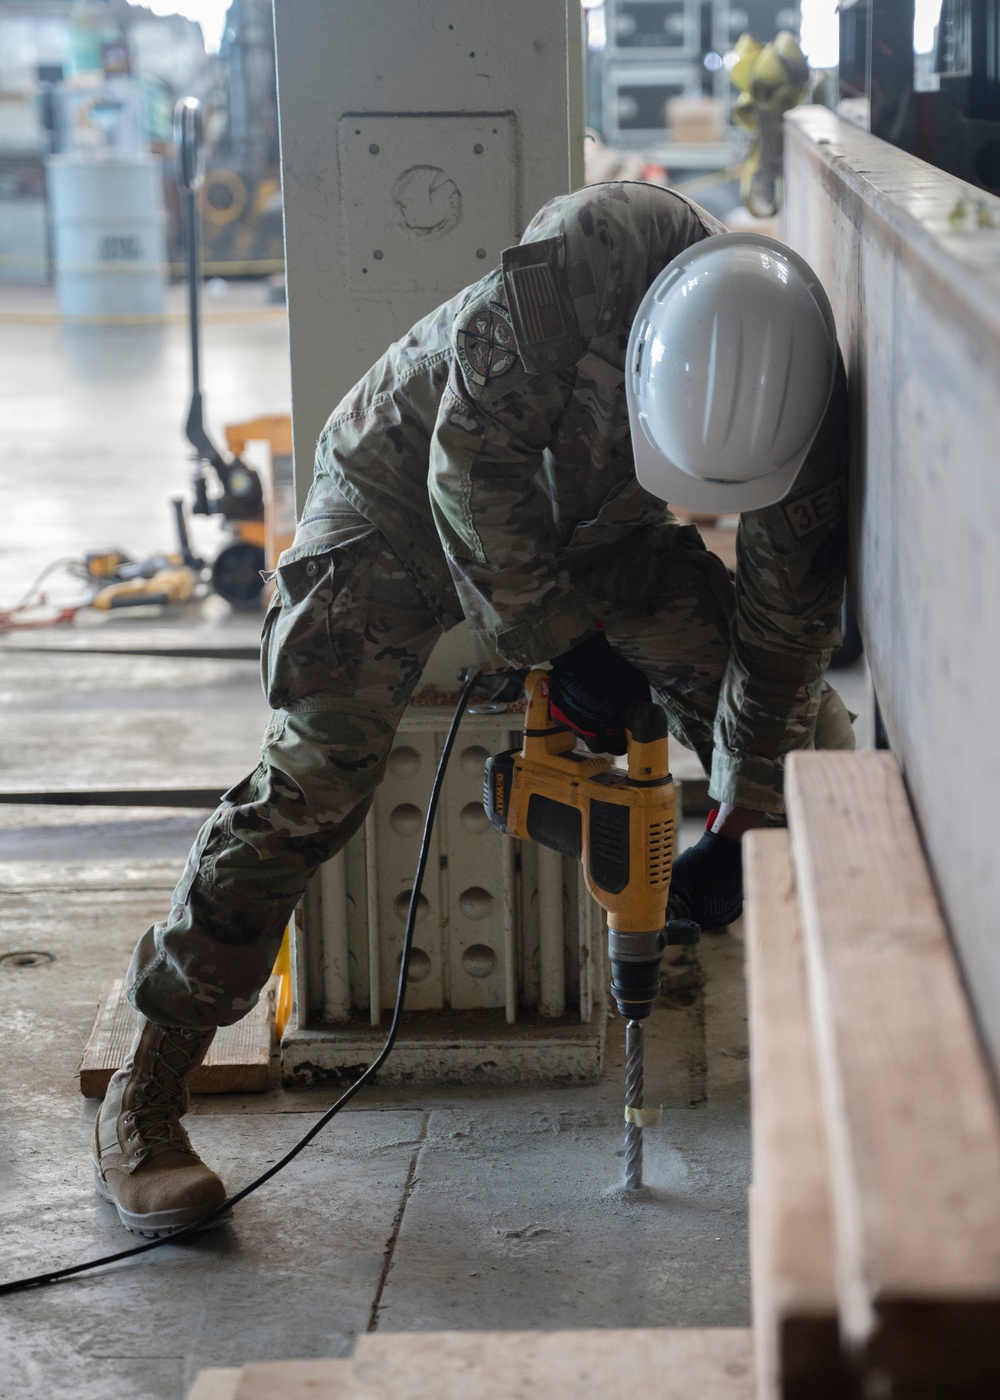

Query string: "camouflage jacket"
[312, 181, 727, 665]
[313, 180, 840, 677]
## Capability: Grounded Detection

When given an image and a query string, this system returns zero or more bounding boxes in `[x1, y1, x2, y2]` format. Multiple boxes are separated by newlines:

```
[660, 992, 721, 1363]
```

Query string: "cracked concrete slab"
[372, 939, 750, 1335]
[375, 1100, 750, 1333]
[0, 854, 751, 1398]
[1, 1110, 425, 1400]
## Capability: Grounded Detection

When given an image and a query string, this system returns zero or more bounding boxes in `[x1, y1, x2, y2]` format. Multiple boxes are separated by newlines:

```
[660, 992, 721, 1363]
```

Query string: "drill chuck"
[608, 918, 701, 1019]
[607, 928, 667, 1020]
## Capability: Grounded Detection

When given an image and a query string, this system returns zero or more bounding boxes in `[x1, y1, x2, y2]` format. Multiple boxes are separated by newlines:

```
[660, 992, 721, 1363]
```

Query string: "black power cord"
[0, 670, 484, 1298]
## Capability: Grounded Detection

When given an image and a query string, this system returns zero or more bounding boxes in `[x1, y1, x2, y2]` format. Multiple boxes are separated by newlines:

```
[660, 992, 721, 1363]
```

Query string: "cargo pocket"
[261, 529, 378, 711]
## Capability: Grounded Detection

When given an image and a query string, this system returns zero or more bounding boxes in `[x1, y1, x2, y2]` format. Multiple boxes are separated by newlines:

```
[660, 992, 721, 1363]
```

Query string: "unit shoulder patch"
[782, 475, 847, 539]
[456, 299, 519, 388]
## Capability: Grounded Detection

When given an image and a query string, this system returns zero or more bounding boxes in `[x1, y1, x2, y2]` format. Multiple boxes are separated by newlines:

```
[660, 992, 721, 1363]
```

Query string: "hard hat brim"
[630, 403, 811, 513]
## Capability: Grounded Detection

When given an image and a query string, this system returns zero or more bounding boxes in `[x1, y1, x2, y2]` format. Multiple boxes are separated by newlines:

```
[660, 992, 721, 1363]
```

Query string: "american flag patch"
[506, 262, 565, 345]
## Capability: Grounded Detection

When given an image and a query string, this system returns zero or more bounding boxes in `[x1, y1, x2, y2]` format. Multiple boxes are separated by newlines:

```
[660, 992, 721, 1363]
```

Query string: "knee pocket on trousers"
[261, 530, 378, 710]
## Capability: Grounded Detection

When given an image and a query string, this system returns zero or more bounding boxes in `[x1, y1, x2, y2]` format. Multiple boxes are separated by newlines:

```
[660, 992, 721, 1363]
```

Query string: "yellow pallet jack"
[175, 97, 270, 606]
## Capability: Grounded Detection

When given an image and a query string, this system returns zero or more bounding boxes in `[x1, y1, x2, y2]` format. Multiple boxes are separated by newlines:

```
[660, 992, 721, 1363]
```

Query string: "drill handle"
[624, 701, 670, 783]
[522, 670, 575, 759]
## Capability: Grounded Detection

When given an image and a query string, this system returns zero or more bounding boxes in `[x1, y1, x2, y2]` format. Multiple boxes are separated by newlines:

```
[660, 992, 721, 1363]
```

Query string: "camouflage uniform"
[127, 182, 847, 1031]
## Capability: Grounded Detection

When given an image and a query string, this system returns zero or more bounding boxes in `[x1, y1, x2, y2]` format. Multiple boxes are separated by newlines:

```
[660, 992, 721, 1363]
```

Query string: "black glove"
[548, 631, 651, 755]
[667, 823, 743, 931]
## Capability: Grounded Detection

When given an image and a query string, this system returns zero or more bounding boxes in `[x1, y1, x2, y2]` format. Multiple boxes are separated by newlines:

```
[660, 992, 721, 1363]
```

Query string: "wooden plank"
[79, 977, 276, 1097]
[187, 1370, 242, 1400]
[0, 787, 232, 807]
[227, 1329, 755, 1400]
[786, 750, 1000, 1391]
[743, 830, 849, 1400]
[352, 1329, 754, 1400]
[231, 1360, 355, 1400]
[0, 787, 233, 807]
[658, 741, 711, 817]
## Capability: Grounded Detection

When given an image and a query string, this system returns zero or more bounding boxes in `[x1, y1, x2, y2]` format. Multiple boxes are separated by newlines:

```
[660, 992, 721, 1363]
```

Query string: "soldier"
[93, 181, 851, 1236]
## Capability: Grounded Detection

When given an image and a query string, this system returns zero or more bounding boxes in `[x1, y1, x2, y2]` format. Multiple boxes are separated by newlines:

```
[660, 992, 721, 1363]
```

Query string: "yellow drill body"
[485, 670, 698, 1025]
[484, 669, 700, 1188]
[488, 670, 675, 936]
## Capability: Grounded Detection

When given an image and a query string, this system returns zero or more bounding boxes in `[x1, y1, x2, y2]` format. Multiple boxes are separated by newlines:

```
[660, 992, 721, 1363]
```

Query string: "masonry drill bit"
[623, 1018, 645, 1190]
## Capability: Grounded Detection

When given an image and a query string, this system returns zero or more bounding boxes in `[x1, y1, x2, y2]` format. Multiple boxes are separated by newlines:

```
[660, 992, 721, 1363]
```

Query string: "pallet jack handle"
[174, 97, 264, 530]
[174, 98, 224, 484]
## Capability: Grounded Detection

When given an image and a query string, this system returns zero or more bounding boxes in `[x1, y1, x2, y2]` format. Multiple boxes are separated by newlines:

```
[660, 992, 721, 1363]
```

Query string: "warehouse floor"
[0, 289, 866, 1400]
[0, 847, 753, 1400]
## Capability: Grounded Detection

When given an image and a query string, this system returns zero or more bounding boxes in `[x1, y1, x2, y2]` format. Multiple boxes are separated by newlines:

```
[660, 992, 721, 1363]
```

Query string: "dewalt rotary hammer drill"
[484, 669, 698, 1188]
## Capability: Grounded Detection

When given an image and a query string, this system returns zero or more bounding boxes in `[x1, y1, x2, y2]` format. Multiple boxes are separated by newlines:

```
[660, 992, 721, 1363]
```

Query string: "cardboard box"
[666, 96, 726, 143]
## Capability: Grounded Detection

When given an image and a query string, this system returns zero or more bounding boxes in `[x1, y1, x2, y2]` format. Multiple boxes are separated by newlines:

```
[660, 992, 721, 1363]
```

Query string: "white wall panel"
[784, 107, 1000, 1073]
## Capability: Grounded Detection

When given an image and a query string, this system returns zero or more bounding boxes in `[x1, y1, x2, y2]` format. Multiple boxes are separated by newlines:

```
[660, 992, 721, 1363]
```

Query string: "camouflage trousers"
[127, 503, 852, 1031]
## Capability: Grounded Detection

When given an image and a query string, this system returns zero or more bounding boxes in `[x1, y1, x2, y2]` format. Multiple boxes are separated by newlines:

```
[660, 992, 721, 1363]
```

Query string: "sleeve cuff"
[708, 748, 788, 816]
[485, 595, 597, 668]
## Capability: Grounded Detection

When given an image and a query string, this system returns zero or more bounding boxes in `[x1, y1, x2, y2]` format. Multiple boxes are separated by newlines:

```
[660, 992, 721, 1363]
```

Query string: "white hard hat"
[626, 233, 838, 513]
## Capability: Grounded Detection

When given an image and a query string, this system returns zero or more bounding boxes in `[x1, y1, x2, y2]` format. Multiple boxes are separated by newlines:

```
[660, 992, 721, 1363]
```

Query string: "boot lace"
[127, 1029, 207, 1159]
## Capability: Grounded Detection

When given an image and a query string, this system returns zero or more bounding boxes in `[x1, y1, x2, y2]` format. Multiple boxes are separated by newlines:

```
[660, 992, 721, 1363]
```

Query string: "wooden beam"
[186, 1370, 241, 1400]
[351, 1329, 754, 1400]
[786, 751, 1000, 1391]
[744, 830, 850, 1400]
[224, 1329, 755, 1400]
[234, 1360, 354, 1400]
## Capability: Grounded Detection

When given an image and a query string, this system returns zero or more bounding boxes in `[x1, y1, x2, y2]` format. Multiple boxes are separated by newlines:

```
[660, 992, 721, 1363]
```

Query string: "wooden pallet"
[79, 977, 276, 1097]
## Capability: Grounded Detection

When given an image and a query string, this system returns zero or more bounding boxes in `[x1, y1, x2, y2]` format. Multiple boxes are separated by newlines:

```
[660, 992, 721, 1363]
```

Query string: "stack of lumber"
[746, 751, 1000, 1398]
[189, 1327, 755, 1399]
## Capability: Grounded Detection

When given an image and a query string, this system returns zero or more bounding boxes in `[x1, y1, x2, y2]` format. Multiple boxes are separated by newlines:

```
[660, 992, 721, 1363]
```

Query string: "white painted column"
[502, 835, 518, 1025]
[319, 852, 350, 1023]
[365, 808, 382, 1026]
[273, 0, 577, 1036]
[273, 0, 577, 1033]
[273, 0, 578, 509]
[537, 845, 566, 1018]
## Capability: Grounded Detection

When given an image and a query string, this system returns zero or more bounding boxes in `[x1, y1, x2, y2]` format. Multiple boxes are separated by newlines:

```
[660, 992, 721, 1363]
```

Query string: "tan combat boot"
[93, 1018, 228, 1236]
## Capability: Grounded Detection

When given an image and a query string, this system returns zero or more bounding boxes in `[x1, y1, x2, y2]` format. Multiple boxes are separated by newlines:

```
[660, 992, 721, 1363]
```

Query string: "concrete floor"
[0, 288, 869, 1400]
[0, 282, 289, 604]
[0, 854, 752, 1399]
